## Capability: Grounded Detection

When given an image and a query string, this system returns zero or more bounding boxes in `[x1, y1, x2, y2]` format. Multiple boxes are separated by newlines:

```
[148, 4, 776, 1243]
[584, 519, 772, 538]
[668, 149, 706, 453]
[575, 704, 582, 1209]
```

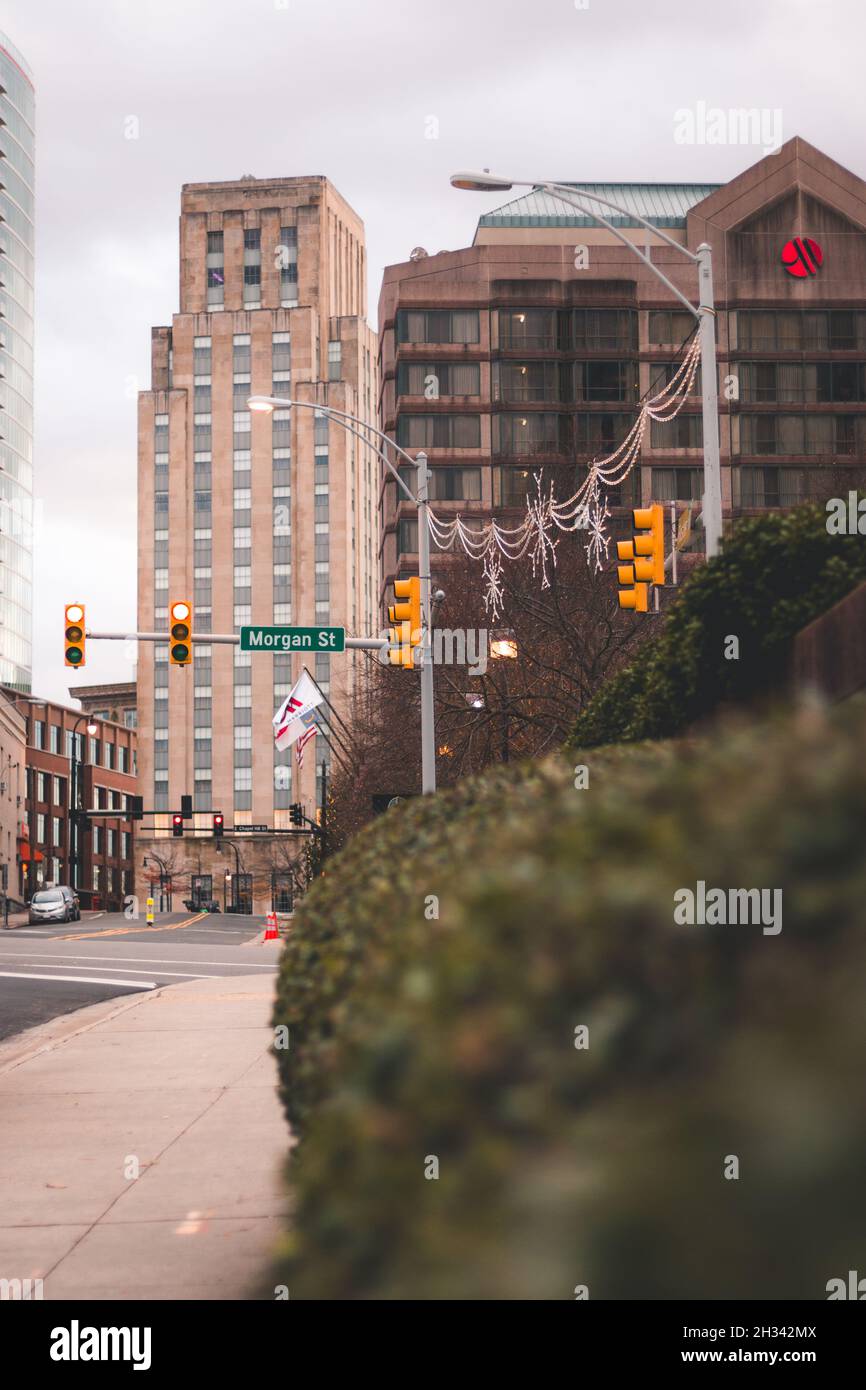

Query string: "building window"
[398, 463, 481, 501]
[648, 310, 697, 347]
[396, 415, 481, 449]
[278, 227, 298, 304]
[651, 468, 704, 502]
[397, 362, 481, 398]
[397, 309, 479, 345]
[327, 340, 341, 380]
[735, 466, 808, 508]
[650, 415, 703, 449]
[206, 232, 224, 307]
[398, 518, 419, 553]
[494, 412, 571, 457]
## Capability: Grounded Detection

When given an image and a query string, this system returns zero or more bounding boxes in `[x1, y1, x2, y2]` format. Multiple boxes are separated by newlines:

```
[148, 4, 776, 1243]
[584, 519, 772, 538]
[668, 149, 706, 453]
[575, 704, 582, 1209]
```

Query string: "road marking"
[0, 970, 157, 989]
[56, 913, 208, 942]
[0, 951, 277, 969]
[0, 961, 223, 980]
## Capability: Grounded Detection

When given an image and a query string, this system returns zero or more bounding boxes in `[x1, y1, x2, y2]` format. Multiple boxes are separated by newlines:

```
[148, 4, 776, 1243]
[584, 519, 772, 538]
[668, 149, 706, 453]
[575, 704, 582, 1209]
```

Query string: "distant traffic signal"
[130, 795, 144, 821]
[289, 803, 303, 827]
[172, 813, 183, 838]
[169, 600, 192, 665]
[213, 812, 224, 840]
[617, 505, 665, 611]
[64, 603, 86, 667]
[180, 794, 193, 819]
[387, 577, 422, 668]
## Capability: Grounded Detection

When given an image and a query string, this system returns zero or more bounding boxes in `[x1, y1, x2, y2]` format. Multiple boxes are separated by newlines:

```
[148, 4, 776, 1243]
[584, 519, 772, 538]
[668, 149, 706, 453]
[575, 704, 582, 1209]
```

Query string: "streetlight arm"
[534, 183, 700, 319]
[531, 180, 699, 261]
[249, 396, 420, 505]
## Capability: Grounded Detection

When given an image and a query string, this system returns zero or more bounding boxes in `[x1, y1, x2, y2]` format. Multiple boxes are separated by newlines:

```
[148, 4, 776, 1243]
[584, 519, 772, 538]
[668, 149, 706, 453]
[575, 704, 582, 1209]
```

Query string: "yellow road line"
[57, 913, 208, 942]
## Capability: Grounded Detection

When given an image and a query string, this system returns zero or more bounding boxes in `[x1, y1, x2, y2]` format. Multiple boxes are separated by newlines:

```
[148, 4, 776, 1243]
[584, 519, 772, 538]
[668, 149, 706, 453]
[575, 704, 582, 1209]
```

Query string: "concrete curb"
[0, 989, 156, 1076]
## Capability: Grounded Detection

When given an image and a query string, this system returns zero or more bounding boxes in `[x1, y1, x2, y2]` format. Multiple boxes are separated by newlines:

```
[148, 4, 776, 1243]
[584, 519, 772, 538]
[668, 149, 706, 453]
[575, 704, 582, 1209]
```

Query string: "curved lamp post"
[450, 170, 723, 558]
[248, 395, 438, 794]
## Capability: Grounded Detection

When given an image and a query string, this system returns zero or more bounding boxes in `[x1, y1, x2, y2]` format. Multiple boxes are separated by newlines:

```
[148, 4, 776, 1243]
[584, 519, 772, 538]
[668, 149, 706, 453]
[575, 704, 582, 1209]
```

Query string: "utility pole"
[415, 450, 436, 794]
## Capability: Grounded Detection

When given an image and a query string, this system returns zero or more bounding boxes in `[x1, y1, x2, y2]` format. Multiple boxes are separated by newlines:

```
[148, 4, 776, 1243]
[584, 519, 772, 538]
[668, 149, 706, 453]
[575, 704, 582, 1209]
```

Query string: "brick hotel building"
[3, 693, 137, 911]
[136, 176, 378, 913]
[378, 137, 866, 598]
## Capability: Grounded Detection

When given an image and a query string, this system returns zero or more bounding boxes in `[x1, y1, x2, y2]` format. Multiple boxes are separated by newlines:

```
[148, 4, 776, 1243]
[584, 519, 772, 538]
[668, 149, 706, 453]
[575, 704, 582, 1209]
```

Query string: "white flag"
[273, 669, 323, 751]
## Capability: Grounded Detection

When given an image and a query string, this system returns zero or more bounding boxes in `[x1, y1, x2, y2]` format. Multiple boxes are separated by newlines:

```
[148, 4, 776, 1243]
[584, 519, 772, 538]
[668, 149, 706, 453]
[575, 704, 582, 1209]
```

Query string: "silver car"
[29, 886, 80, 924]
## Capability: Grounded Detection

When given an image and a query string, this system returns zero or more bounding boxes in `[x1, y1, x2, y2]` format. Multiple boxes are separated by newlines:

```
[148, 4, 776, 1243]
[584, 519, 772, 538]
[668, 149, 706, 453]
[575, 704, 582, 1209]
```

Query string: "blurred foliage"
[569, 502, 866, 749]
[272, 697, 866, 1298]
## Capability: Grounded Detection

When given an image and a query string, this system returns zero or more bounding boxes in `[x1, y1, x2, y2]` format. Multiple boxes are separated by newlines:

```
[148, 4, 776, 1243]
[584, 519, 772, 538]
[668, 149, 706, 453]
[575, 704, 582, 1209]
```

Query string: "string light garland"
[426, 335, 701, 612]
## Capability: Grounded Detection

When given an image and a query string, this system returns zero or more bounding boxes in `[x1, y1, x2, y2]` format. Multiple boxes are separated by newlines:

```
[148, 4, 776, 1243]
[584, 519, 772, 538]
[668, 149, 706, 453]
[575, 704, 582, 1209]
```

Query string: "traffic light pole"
[415, 451, 436, 795]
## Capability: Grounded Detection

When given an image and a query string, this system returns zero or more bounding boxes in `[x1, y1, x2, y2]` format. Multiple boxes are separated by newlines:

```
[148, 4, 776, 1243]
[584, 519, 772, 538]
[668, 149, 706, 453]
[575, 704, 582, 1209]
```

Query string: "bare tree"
[325, 537, 651, 846]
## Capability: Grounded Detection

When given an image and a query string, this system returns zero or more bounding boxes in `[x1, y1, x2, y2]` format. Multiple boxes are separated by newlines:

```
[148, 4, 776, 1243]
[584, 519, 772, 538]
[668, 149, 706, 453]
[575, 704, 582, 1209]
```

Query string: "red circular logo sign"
[781, 237, 824, 278]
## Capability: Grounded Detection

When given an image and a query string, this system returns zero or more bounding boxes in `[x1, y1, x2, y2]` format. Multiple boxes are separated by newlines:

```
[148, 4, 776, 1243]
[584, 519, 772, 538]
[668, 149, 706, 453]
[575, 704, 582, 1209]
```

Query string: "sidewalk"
[0, 973, 290, 1299]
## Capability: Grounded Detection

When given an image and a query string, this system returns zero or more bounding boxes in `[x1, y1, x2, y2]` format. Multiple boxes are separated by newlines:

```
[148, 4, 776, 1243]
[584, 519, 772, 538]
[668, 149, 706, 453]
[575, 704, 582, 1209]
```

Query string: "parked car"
[28, 886, 81, 924]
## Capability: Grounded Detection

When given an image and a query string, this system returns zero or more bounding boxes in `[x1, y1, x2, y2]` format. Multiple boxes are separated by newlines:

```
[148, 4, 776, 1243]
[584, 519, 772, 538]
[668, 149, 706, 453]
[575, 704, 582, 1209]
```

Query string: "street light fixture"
[248, 394, 439, 794]
[450, 171, 723, 558]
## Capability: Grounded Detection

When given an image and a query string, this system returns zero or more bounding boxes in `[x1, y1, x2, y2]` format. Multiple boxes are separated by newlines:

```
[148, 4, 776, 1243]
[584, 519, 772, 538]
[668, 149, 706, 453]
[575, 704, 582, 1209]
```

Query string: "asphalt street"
[0, 911, 280, 1042]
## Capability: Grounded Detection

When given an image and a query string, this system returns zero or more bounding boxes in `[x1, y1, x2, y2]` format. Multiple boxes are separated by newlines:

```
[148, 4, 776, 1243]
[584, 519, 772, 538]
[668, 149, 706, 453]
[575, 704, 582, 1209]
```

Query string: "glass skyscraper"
[0, 32, 34, 690]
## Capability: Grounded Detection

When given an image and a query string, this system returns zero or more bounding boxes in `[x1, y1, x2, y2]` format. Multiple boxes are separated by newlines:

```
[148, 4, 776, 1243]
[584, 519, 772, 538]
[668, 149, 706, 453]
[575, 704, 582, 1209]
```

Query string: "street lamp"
[248, 394, 438, 794]
[450, 171, 723, 558]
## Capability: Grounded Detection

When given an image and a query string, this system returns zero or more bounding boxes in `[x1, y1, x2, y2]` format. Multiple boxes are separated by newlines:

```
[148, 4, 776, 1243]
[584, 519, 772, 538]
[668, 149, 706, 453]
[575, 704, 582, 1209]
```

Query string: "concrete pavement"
[0, 968, 290, 1300]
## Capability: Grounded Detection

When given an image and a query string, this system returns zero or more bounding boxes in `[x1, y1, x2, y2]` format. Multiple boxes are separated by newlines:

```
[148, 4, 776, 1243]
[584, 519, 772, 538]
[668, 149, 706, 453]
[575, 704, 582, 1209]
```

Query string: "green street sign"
[240, 625, 346, 653]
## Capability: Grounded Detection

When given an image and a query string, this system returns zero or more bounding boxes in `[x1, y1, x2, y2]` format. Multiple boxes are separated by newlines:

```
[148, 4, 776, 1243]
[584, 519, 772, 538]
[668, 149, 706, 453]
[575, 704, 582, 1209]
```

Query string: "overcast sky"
[4, 0, 864, 704]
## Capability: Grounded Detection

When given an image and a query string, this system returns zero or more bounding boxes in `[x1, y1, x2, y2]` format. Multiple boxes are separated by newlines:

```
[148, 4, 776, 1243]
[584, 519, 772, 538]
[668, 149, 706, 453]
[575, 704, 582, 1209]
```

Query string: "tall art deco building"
[137, 177, 378, 912]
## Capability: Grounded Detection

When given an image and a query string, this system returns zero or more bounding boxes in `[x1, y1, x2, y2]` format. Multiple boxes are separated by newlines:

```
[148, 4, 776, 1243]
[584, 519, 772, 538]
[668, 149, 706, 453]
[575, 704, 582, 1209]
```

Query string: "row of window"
[395, 308, 866, 353]
[206, 226, 298, 308]
[29, 723, 133, 771]
[394, 410, 866, 457]
[397, 359, 866, 406]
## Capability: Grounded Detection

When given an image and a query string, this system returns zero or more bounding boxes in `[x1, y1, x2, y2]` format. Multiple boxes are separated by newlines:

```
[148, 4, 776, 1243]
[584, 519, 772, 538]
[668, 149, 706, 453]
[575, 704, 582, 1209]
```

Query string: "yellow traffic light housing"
[617, 505, 665, 611]
[64, 603, 86, 667]
[170, 600, 192, 665]
[387, 577, 422, 668]
[632, 505, 666, 586]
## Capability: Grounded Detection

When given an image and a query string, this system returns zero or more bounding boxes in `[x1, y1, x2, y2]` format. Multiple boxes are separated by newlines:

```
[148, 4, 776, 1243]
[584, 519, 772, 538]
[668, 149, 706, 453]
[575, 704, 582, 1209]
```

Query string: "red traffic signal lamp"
[617, 504, 665, 611]
[64, 603, 86, 667]
[170, 600, 192, 665]
[387, 576, 422, 668]
[213, 813, 224, 840]
[172, 813, 183, 838]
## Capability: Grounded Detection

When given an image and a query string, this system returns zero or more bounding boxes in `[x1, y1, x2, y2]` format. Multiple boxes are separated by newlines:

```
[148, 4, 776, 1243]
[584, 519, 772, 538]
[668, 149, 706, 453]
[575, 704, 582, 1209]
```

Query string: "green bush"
[272, 699, 866, 1299]
[569, 502, 866, 749]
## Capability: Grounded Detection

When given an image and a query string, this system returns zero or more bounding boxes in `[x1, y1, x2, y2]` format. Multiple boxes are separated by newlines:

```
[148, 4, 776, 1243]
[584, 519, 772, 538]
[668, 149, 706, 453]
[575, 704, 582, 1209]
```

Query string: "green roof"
[477, 183, 721, 230]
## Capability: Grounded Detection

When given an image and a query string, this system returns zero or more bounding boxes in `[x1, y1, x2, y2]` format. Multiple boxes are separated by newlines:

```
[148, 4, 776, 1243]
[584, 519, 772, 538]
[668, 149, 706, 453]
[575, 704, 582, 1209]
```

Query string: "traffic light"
[180, 794, 193, 819]
[130, 795, 144, 821]
[387, 576, 422, 668]
[617, 504, 665, 611]
[169, 600, 192, 665]
[172, 813, 183, 837]
[289, 803, 303, 827]
[213, 812, 224, 840]
[64, 604, 86, 667]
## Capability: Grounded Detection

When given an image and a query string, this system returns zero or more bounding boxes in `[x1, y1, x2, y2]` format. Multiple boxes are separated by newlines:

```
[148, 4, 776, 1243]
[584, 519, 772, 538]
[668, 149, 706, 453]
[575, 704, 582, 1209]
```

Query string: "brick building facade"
[6, 692, 138, 911]
[378, 137, 866, 600]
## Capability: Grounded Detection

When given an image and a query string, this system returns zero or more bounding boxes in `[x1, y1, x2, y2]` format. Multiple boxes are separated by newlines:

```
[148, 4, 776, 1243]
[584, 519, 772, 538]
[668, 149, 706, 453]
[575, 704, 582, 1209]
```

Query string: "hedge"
[568, 501, 866, 750]
[271, 698, 866, 1299]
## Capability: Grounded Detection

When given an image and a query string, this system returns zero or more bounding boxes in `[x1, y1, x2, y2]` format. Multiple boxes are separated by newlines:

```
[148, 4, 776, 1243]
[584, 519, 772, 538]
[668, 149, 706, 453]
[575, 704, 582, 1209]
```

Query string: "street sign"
[233, 824, 269, 833]
[241, 625, 345, 653]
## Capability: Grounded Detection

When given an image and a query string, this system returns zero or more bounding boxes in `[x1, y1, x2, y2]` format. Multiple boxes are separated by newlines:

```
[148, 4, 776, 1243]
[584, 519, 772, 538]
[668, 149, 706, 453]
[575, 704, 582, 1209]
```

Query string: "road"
[0, 910, 280, 1042]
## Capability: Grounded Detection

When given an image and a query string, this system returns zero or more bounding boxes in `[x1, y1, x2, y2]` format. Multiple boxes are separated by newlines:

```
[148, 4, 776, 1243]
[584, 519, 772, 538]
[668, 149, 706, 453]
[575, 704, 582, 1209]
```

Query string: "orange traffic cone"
[263, 912, 279, 942]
